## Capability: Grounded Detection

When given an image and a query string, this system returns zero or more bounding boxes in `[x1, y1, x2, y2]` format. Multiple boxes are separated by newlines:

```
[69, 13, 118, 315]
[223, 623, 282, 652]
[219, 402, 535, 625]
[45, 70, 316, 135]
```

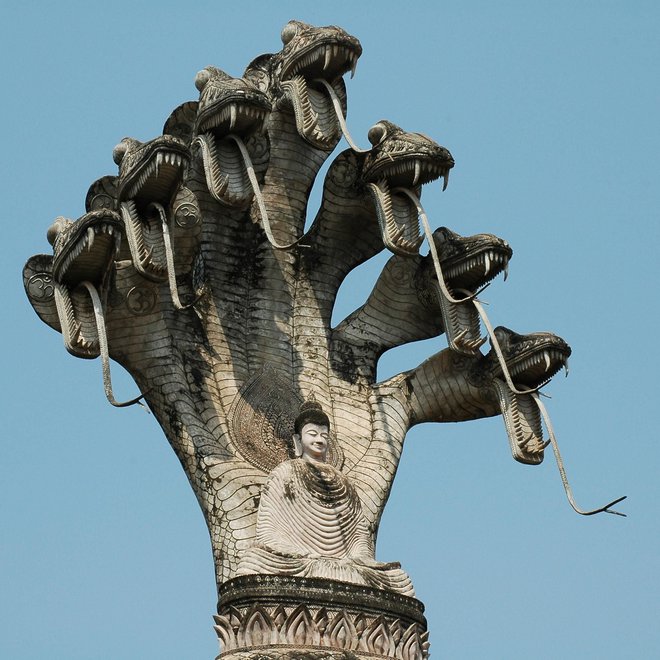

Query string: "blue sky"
[2, 1, 659, 658]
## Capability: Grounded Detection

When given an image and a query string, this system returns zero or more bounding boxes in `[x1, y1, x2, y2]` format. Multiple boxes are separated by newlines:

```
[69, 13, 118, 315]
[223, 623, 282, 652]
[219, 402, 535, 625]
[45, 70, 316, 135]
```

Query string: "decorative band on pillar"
[215, 575, 429, 660]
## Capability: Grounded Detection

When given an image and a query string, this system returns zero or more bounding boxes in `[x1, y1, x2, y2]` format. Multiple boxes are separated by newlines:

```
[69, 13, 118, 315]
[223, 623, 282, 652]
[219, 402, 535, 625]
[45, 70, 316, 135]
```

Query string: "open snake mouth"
[488, 326, 571, 390]
[48, 210, 121, 358]
[368, 179, 425, 254]
[278, 21, 362, 149]
[367, 155, 451, 191]
[51, 211, 121, 286]
[193, 68, 272, 207]
[477, 326, 572, 465]
[115, 136, 188, 208]
[415, 228, 512, 355]
[118, 201, 169, 280]
[114, 136, 188, 281]
[197, 102, 268, 136]
[195, 67, 271, 137]
[280, 32, 360, 82]
[363, 121, 454, 256]
[434, 227, 512, 293]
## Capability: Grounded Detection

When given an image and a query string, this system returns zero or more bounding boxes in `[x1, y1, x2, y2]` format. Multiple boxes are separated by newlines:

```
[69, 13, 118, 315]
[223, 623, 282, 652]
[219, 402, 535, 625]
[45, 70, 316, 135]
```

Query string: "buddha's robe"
[236, 458, 415, 596]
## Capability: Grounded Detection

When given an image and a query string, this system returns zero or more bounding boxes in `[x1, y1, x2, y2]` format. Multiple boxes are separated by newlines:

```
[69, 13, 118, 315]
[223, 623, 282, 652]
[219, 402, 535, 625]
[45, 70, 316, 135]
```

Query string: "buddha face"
[295, 422, 329, 463]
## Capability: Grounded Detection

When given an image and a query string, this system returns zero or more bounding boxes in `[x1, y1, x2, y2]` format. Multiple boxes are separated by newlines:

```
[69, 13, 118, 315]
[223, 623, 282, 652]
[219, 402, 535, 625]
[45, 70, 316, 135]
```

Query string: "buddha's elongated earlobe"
[292, 434, 303, 458]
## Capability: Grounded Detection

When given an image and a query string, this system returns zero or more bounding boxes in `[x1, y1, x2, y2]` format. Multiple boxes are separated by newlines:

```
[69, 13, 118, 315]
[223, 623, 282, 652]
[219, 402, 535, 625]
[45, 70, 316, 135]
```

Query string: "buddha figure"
[236, 401, 415, 597]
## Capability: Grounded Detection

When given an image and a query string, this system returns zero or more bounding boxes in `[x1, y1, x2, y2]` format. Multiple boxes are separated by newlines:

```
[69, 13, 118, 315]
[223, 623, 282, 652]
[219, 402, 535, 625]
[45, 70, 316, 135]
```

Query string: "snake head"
[362, 121, 454, 256]
[245, 20, 362, 150]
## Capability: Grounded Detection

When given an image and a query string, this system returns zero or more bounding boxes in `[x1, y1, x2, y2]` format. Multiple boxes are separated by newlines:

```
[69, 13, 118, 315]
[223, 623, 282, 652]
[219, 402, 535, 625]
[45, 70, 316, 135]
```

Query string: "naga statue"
[24, 20, 625, 660]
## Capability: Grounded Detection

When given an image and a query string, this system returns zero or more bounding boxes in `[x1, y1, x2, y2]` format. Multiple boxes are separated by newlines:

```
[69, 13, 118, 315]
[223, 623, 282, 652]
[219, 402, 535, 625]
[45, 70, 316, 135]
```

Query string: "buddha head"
[293, 400, 330, 463]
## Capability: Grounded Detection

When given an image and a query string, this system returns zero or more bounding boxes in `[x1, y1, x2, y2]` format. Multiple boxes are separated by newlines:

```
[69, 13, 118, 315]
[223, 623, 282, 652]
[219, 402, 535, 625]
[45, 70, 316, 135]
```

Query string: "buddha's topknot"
[294, 397, 330, 434]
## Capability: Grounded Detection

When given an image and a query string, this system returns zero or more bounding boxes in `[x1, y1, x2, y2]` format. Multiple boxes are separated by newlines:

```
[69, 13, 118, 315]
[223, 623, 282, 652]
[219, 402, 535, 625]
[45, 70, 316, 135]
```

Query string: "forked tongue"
[395, 186, 487, 355]
[80, 280, 147, 408]
[227, 135, 302, 250]
[315, 78, 371, 153]
[149, 202, 196, 311]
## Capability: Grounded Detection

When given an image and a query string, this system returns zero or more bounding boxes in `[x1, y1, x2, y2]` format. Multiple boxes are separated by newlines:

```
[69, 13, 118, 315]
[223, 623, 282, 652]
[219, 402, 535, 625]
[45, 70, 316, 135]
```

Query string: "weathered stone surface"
[216, 576, 427, 660]
[235, 408, 414, 597]
[23, 17, 582, 658]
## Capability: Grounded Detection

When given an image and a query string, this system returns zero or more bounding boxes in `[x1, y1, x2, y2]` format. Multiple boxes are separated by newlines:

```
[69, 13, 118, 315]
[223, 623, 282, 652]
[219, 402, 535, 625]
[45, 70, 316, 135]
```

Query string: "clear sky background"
[2, 1, 658, 658]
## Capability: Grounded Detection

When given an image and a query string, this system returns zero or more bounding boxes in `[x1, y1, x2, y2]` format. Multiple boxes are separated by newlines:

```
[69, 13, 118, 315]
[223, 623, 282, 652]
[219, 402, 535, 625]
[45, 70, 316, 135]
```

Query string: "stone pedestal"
[215, 575, 429, 659]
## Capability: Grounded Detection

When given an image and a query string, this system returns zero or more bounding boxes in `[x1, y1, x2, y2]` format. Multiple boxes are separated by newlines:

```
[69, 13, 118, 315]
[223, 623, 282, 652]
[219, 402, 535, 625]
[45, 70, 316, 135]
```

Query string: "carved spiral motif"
[88, 193, 115, 211]
[388, 261, 414, 287]
[27, 273, 54, 301]
[245, 134, 268, 160]
[328, 155, 358, 187]
[174, 202, 200, 228]
[126, 286, 158, 315]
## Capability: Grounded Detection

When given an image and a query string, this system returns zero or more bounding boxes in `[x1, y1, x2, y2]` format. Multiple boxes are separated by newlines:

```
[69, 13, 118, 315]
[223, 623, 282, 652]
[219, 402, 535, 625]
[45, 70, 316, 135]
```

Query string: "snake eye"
[435, 226, 453, 242]
[367, 122, 387, 146]
[492, 327, 508, 347]
[112, 139, 129, 166]
[281, 21, 299, 45]
[194, 68, 211, 92]
[47, 216, 71, 246]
